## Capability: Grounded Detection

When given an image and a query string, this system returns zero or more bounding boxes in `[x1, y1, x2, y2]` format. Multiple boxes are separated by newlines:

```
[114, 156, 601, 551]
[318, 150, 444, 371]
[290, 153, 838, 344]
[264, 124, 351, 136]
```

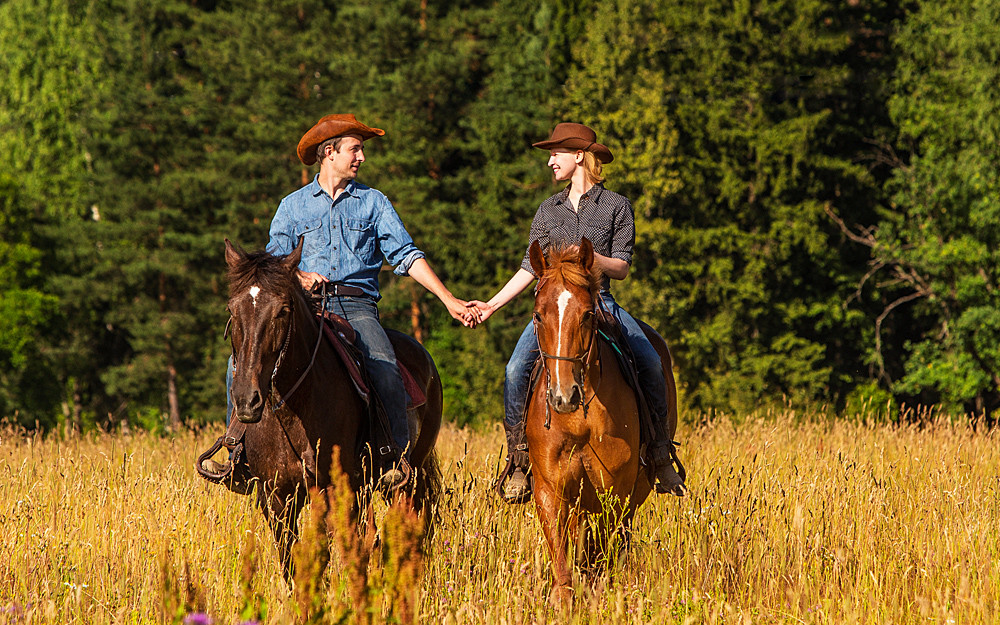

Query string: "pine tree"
[856, 0, 1000, 415]
[560, 0, 900, 413]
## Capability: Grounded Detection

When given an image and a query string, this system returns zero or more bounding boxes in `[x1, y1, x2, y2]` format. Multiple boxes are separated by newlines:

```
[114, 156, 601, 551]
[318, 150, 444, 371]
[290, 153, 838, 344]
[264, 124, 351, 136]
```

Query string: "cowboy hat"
[297, 114, 385, 165]
[532, 122, 614, 163]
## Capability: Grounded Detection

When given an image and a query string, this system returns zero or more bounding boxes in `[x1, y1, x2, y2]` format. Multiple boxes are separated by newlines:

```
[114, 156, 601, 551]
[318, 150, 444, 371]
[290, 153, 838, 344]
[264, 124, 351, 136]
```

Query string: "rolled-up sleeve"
[610, 198, 635, 265]
[519, 207, 550, 276]
[375, 194, 426, 276]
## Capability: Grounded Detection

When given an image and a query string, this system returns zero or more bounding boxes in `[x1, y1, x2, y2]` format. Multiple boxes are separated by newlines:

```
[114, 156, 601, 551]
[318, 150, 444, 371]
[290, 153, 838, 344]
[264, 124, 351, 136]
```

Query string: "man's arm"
[407, 258, 480, 327]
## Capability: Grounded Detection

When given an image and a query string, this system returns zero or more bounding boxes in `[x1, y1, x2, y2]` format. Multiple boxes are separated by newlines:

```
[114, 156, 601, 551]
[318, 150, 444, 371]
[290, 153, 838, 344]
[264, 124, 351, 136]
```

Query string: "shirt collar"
[554, 182, 604, 206]
[310, 175, 361, 200]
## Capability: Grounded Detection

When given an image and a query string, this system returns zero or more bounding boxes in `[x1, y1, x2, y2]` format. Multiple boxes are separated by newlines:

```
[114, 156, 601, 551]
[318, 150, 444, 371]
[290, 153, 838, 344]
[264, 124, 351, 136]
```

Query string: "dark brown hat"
[297, 114, 385, 165]
[532, 122, 614, 164]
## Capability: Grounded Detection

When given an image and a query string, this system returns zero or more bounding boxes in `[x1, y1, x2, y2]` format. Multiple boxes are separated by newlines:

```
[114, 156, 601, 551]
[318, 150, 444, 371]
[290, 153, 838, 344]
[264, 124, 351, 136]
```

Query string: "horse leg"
[260, 484, 307, 584]
[534, 479, 577, 607]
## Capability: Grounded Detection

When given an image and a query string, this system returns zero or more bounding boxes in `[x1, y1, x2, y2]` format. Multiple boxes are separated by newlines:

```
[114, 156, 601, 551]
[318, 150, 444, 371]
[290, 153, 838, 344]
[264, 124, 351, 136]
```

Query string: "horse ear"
[283, 235, 305, 270]
[579, 237, 595, 272]
[224, 238, 243, 269]
[528, 240, 546, 276]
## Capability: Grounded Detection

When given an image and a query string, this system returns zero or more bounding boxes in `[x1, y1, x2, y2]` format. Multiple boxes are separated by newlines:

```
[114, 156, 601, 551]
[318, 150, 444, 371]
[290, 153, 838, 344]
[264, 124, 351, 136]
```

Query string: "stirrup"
[502, 467, 532, 504]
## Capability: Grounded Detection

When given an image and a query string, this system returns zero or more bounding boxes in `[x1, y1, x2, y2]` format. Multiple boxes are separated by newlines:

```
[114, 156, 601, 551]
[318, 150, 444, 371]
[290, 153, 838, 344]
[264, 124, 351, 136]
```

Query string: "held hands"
[467, 300, 496, 325]
[445, 296, 482, 328]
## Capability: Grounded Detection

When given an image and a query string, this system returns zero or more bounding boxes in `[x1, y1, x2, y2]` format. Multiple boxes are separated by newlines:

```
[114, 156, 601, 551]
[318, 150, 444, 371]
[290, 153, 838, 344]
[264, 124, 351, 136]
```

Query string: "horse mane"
[227, 247, 299, 300]
[541, 245, 603, 301]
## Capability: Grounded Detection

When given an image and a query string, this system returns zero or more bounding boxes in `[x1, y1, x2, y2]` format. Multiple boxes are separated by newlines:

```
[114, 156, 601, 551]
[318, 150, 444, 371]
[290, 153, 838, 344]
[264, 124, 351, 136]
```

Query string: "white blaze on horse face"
[555, 289, 573, 388]
[249, 286, 261, 308]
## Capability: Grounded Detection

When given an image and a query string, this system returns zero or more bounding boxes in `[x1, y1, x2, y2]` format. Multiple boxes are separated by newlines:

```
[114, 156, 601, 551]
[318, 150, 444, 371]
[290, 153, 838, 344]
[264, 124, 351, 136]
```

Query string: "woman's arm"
[592, 252, 629, 280]
[469, 268, 537, 323]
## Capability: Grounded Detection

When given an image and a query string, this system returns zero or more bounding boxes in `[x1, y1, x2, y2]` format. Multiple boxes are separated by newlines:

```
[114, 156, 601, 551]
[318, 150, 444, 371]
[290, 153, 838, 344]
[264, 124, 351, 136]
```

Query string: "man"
[249, 113, 476, 490]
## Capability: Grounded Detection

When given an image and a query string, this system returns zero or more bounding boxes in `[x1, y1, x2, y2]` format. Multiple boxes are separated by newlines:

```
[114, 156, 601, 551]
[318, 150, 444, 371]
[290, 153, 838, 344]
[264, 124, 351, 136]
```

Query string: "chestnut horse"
[221, 240, 442, 576]
[526, 238, 679, 604]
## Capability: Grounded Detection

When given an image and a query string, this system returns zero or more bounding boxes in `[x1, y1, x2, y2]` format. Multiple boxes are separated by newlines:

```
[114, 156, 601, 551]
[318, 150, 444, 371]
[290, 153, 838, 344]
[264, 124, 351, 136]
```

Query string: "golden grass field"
[2, 411, 999, 624]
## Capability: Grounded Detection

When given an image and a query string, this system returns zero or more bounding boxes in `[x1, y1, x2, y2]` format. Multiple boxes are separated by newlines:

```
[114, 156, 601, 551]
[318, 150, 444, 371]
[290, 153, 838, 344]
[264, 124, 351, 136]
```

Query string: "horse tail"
[414, 450, 443, 543]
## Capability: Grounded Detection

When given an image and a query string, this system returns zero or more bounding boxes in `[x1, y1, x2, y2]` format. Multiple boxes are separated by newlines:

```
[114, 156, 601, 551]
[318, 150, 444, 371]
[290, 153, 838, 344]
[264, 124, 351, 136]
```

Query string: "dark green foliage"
[863, 0, 1000, 415]
[0, 0, 994, 428]
[560, 0, 902, 413]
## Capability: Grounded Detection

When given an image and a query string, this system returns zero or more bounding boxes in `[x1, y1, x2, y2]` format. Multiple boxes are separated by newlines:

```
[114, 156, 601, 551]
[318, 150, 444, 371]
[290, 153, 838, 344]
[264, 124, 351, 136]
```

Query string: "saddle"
[319, 310, 427, 411]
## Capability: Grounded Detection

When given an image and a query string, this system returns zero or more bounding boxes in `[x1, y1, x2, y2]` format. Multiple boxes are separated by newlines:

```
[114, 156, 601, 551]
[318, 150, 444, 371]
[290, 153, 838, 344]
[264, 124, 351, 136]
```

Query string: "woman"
[471, 122, 686, 503]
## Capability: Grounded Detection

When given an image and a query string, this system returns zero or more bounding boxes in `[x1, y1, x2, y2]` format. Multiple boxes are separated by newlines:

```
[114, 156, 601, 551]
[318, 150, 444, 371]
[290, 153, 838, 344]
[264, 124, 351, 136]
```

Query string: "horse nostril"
[248, 389, 262, 410]
[570, 385, 582, 406]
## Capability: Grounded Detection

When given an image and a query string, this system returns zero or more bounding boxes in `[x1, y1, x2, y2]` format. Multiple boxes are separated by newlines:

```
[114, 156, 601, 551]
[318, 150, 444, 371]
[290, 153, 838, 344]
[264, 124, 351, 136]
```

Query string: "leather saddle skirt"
[318, 311, 426, 410]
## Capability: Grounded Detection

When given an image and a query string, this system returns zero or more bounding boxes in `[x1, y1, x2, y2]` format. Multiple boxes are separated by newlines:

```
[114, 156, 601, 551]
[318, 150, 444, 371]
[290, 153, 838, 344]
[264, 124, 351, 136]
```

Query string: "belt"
[323, 283, 366, 298]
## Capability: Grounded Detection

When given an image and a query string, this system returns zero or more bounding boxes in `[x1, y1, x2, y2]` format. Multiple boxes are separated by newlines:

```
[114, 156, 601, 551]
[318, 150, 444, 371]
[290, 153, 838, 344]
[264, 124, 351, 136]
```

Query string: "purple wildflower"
[183, 613, 213, 625]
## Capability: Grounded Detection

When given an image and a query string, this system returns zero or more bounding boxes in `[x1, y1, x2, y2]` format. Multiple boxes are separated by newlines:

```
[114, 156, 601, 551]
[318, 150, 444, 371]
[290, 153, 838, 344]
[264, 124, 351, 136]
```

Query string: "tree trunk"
[167, 361, 180, 429]
[409, 283, 423, 344]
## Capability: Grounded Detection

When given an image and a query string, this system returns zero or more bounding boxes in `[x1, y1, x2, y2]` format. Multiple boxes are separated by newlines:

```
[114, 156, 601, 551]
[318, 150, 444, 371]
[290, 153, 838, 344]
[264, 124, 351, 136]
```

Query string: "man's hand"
[445, 297, 480, 328]
[297, 271, 328, 291]
[468, 300, 496, 324]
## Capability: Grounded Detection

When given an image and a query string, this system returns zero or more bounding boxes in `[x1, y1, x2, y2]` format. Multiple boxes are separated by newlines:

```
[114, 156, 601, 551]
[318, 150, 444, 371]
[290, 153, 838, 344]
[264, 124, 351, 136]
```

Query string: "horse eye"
[275, 305, 290, 318]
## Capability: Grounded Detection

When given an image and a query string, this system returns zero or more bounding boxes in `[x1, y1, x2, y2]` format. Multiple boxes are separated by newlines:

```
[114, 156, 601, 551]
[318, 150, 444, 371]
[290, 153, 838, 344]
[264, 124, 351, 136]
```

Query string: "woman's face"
[547, 149, 582, 182]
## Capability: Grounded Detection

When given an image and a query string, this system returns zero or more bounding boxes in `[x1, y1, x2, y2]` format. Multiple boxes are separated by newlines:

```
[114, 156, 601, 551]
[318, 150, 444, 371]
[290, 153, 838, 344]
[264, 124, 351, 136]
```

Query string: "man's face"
[326, 134, 366, 179]
[547, 149, 581, 182]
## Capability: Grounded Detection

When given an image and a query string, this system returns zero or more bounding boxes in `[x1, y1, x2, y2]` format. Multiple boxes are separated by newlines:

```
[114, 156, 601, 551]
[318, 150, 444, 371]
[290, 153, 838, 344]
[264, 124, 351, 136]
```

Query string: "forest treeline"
[2, 0, 999, 431]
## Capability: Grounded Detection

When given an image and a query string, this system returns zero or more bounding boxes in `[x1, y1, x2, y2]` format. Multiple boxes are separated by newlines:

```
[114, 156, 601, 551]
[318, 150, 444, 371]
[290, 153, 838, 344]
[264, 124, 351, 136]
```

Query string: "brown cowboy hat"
[296, 114, 385, 165]
[532, 122, 614, 164]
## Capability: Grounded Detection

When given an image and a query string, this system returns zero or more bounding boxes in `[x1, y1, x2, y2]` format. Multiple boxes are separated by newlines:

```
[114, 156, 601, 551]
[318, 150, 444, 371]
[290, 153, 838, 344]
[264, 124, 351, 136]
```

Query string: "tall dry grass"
[2, 411, 999, 623]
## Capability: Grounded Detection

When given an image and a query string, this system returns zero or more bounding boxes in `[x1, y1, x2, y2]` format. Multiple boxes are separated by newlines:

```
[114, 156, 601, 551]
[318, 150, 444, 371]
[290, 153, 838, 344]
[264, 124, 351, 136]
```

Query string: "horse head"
[224, 238, 305, 424]
[529, 237, 601, 414]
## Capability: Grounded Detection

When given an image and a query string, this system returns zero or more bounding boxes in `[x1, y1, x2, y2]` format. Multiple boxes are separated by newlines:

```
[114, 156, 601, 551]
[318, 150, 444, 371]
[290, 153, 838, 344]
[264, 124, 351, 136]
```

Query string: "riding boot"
[502, 420, 532, 504]
[376, 452, 411, 493]
[650, 439, 687, 497]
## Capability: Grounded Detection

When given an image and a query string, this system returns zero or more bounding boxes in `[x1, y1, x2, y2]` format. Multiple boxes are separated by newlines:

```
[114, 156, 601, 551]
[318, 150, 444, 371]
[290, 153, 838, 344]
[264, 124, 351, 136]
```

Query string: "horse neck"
[273, 292, 325, 384]
[278, 292, 353, 399]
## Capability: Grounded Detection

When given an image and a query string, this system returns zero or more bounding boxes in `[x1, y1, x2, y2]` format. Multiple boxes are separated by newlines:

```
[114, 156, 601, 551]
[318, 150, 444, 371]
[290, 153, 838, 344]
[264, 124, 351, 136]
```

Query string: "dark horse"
[216, 239, 442, 576]
[526, 239, 679, 604]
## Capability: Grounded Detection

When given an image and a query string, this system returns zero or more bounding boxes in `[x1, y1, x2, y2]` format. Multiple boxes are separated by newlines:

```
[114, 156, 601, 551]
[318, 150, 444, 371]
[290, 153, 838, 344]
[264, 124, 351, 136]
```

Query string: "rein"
[204, 283, 329, 484]
[270, 282, 329, 411]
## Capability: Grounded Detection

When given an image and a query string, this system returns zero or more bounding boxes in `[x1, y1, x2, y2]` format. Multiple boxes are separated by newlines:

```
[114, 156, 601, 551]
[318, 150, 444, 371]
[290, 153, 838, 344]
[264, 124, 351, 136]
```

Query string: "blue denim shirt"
[267, 176, 425, 300]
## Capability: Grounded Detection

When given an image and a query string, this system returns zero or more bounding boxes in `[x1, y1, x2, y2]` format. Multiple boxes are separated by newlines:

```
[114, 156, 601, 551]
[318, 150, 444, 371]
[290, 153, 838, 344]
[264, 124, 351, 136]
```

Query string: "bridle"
[227, 282, 329, 414]
[533, 280, 602, 428]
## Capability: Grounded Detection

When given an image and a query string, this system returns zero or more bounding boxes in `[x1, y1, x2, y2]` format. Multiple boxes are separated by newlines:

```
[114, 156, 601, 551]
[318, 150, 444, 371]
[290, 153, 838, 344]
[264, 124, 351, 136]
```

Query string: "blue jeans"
[504, 292, 669, 433]
[226, 295, 410, 456]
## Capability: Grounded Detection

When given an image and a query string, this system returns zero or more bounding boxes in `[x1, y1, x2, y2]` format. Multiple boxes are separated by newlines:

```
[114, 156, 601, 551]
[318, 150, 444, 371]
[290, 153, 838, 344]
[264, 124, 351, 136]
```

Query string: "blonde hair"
[581, 150, 605, 185]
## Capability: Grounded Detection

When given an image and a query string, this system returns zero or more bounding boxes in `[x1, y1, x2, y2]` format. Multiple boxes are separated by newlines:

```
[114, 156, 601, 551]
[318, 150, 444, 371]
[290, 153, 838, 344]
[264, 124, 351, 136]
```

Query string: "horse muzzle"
[547, 384, 583, 414]
[233, 388, 265, 423]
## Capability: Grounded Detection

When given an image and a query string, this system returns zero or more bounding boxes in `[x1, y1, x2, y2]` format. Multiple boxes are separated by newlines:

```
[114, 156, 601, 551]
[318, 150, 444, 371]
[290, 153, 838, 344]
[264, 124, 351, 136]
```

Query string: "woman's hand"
[468, 300, 496, 324]
[446, 296, 481, 328]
